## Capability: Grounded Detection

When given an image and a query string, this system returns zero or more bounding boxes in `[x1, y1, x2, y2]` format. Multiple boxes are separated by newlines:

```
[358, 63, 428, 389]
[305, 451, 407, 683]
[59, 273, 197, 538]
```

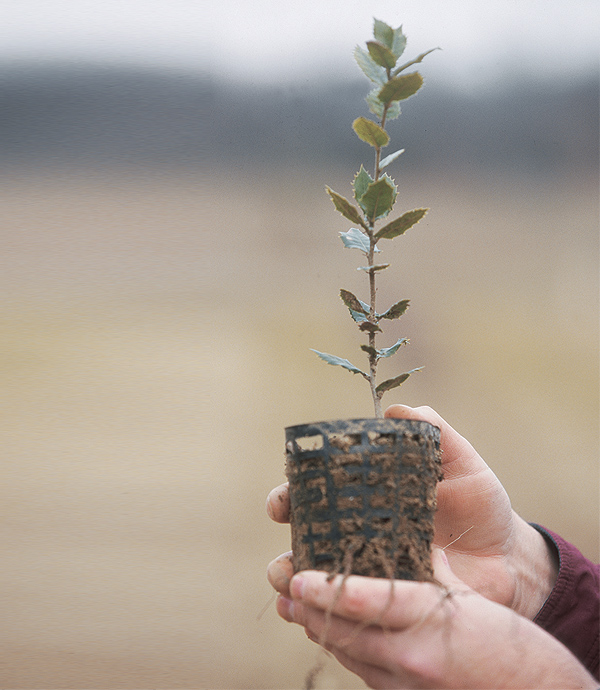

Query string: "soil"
[286, 418, 443, 582]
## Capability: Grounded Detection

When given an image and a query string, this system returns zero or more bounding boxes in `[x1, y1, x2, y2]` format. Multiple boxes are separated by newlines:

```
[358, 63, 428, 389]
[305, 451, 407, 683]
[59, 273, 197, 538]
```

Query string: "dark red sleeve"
[531, 524, 599, 681]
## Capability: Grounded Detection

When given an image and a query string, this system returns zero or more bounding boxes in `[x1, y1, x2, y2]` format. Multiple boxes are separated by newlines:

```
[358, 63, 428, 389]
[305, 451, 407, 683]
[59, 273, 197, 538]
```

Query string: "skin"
[266, 405, 596, 689]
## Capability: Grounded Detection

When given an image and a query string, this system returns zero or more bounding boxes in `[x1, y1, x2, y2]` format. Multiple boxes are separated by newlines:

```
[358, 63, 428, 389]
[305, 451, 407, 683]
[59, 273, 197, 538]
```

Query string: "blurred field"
[0, 168, 598, 689]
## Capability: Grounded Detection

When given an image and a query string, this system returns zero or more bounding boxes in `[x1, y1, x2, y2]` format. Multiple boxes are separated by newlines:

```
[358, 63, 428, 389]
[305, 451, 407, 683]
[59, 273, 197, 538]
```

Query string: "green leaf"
[379, 149, 404, 169]
[376, 367, 422, 395]
[365, 90, 401, 120]
[390, 26, 407, 59]
[393, 48, 440, 76]
[359, 321, 382, 334]
[311, 350, 366, 377]
[326, 186, 367, 228]
[340, 289, 368, 315]
[352, 117, 390, 148]
[353, 165, 373, 207]
[375, 208, 428, 241]
[378, 338, 408, 358]
[360, 344, 378, 358]
[359, 175, 397, 221]
[373, 19, 394, 49]
[339, 228, 378, 254]
[357, 263, 390, 273]
[354, 45, 386, 85]
[378, 71, 423, 105]
[379, 299, 410, 320]
[366, 40, 397, 70]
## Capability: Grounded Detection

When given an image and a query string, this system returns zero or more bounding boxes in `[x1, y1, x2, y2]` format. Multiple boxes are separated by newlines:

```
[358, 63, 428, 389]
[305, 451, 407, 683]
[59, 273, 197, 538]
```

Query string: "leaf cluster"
[314, 20, 437, 412]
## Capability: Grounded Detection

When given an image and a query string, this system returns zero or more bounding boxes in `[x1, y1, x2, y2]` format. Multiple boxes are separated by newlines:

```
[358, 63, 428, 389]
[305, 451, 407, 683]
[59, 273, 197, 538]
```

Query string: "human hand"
[274, 549, 595, 690]
[267, 405, 557, 618]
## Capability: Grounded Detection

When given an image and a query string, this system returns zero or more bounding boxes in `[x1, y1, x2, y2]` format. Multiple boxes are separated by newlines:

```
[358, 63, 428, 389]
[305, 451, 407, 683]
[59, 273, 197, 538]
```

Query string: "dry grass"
[0, 168, 597, 688]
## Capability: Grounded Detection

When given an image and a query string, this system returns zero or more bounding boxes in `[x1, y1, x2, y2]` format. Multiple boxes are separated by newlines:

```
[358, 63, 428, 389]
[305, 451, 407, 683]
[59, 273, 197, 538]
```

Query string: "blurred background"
[1, 1, 598, 688]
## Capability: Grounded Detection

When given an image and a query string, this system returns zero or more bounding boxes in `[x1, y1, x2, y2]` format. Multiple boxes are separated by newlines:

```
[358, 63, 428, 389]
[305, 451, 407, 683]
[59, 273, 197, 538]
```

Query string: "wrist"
[509, 514, 559, 619]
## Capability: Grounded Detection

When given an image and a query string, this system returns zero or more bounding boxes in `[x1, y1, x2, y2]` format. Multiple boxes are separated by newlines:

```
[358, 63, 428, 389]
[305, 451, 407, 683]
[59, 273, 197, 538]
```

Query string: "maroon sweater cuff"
[531, 524, 599, 681]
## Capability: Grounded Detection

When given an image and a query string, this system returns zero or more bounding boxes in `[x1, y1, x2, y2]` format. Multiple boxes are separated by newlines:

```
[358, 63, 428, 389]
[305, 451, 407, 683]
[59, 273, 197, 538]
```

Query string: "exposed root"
[256, 590, 277, 621]
[441, 525, 474, 550]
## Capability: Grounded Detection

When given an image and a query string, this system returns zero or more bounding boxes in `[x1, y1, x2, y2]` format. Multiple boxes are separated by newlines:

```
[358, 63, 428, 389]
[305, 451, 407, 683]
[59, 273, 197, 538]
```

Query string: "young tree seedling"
[312, 19, 437, 418]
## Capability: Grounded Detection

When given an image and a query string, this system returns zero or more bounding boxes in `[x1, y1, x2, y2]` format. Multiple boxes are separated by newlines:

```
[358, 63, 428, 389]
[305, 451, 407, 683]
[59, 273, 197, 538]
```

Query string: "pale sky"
[1, 0, 598, 86]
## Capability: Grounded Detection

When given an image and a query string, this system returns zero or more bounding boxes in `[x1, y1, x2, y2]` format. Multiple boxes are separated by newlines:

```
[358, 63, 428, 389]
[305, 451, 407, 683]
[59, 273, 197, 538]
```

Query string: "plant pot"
[285, 418, 443, 582]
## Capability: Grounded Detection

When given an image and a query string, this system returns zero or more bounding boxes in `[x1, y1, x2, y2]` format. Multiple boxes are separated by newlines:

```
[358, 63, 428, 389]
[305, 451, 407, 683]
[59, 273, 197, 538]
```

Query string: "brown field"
[0, 168, 598, 688]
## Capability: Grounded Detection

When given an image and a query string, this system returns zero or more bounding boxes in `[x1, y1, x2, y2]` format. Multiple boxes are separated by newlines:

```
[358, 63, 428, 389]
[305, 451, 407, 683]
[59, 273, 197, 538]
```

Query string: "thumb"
[431, 547, 472, 591]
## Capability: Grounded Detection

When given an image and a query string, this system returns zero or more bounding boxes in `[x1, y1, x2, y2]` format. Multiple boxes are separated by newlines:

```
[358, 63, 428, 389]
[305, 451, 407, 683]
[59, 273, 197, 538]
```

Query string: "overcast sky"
[1, 0, 598, 86]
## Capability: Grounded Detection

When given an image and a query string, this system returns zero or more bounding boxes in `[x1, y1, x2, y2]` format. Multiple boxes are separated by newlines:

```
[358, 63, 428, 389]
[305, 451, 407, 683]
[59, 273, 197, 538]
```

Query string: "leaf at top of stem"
[339, 228, 380, 254]
[375, 367, 423, 395]
[379, 149, 405, 170]
[372, 19, 407, 59]
[359, 175, 397, 222]
[372, 19, 394, 49]
[375, 208, 428, 241]
[378, 71, 423, 105]
[352, 117, 390, 148]
[365, 90, 401, 120]
[379, 299, 410, 320]
[340, 289, 368, 315]
[353, 165, 373, 207]
[354, 45, 386, 85]
[366, 40, 397, 70]
[311, 349, 366, 377]
[326, 186, 367, 229]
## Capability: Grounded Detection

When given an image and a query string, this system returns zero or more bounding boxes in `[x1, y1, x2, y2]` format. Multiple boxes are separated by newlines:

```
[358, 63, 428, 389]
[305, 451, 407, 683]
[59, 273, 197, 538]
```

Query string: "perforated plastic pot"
[285, 418, 443, 581]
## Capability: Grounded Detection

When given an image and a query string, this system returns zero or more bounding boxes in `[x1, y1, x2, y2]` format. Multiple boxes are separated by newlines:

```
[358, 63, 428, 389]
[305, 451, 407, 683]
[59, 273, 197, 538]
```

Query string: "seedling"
[312, 19, 437, 418]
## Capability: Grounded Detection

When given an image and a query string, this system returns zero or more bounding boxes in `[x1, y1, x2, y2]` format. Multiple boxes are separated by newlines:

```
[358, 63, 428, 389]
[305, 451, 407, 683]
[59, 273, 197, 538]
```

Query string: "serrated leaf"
[373, 19, 394, 49]
[379, 299, 410, 320]
[339, 228, 378, 254]
[375, 367, 422, 395]
[365, 90, 402, 120]
[378, 338, 408, 358]
[354, 45, 386, 85]
[353, 165, 373, 207]
[360, 344, 378, 358]
[340, 289, 368, 315]
[375, 208, 428, 241]
[326, 186, 367, 228]
[359, 175, 397, 222]
[379, 149, 405, 169]
[378, 71, 423, 105]
[366, 40, 397, 69]
[391, 26, 407, 59]
[357, 263, 390, 273]
[311, 350, 366, 377]
[352, 117, 390, 148]
[359, 321, 382, 334]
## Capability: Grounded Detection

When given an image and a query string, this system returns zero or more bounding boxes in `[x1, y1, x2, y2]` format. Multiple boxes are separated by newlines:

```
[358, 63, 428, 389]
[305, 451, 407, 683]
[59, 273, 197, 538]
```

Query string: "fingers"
[266, 483, 290, 523]
[384, 404, 488, 479]
[267, 551, 294, 597]
[285, 570, 446, 630]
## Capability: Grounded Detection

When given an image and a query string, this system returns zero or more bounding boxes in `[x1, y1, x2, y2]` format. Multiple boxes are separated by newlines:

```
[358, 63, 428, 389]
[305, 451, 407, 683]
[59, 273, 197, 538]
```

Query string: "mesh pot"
[285, 418, 443, 581]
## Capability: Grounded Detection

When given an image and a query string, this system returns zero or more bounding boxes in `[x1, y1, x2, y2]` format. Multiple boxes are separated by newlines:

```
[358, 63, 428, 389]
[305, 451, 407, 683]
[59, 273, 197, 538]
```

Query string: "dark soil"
[286, 418, 443, 582]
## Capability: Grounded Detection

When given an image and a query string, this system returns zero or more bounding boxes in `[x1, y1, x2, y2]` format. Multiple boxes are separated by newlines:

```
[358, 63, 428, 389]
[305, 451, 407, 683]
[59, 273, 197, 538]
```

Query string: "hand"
[267, 405, 557, 618]
[274, 549, 595, 690]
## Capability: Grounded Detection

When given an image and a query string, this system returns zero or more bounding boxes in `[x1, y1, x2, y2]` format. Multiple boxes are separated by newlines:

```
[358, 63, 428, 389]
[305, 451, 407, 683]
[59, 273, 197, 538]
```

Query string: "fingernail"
[277, 595, 295, 622]
[290, 574, 305, 600]
[265, 495, 274, 519]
